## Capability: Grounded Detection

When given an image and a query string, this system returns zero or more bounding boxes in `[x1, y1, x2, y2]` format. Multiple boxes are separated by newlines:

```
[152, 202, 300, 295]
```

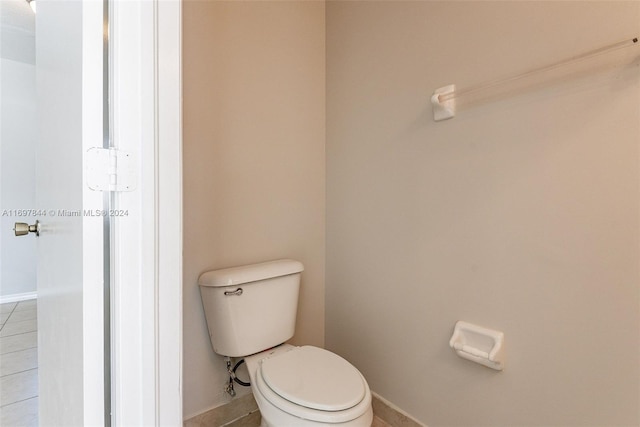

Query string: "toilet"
[199, 259, 373, 427]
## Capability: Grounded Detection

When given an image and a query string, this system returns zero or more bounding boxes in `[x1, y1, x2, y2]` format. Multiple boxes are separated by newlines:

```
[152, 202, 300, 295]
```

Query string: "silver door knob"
[14, 220, 40, 237]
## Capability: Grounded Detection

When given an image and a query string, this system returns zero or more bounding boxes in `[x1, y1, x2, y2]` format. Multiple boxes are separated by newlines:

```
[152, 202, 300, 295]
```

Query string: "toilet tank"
[198, 259, 304, 357]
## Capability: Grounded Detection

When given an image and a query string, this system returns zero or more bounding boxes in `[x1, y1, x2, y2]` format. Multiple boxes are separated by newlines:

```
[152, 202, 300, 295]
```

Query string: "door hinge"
[86, 147, 136, 192]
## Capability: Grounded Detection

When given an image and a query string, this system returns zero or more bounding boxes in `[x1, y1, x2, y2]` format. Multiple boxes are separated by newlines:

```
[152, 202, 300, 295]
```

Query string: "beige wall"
[182, 0, 325, 418]
[326, 1, 640, 426]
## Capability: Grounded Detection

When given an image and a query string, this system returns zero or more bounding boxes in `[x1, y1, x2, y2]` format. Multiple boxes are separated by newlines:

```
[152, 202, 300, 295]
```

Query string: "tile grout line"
[0, 367, 39, 408]
[0, 394, 39, 409]
[0, 366, 38, 377]
[0, 303, 19, 332]
[0, 329, 38, 339]
[0, 344, 38, 357]
[0, 310, 38, 337]
[0, 362, 39, 379]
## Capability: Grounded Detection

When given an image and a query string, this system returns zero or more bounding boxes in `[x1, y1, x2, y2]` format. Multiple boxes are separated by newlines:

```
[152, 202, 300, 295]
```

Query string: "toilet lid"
[260, 346, 366, 411]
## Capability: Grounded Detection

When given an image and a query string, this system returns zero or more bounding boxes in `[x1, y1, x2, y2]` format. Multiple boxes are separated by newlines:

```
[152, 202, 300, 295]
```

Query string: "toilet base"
[254, 382, 373, 427]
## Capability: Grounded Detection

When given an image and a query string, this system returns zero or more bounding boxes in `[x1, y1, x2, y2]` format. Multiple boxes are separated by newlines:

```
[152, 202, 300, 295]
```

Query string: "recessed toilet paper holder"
[449, 321, 504, 371]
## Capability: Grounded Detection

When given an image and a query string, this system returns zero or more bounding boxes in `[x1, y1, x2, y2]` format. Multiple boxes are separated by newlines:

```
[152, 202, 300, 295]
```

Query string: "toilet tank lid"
[198, 259, 304, 287]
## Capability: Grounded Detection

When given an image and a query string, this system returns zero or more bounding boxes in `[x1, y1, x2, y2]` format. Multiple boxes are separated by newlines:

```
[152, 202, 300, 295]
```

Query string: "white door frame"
[109, 0, 182, 424]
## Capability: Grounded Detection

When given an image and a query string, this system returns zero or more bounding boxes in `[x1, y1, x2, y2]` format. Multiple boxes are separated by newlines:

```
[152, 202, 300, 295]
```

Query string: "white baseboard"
[372, 391, 427, 427]
[0, 291, 37, 304]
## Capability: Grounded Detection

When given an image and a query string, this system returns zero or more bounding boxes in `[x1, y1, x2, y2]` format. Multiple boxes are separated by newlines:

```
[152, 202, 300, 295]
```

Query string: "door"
[35, 1, 105, 425]
[6, 0, 182, 424]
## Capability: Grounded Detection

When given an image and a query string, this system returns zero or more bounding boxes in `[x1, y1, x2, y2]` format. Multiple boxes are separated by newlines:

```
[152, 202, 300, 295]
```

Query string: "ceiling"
[1, 0, 35, 64]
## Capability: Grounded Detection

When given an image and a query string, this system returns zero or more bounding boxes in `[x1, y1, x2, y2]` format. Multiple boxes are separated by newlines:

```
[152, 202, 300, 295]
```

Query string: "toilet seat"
[255, 346, 372, 423]
[262, 346, 366, 411]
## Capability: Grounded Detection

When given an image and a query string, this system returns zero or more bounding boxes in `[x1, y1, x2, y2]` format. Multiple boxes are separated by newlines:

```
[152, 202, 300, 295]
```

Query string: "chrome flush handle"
[224, 288, 243, 296]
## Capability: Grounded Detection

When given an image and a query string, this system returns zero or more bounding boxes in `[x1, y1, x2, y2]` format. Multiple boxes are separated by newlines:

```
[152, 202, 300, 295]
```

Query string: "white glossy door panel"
[36, 1, 104, 425]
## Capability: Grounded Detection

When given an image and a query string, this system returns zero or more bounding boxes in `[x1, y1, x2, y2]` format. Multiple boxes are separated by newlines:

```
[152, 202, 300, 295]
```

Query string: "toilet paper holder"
[449, 321, 504, 371]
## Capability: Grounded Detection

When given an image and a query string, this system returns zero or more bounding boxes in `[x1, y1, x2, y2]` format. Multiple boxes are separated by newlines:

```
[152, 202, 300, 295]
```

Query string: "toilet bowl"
[244, 344, 373, 427]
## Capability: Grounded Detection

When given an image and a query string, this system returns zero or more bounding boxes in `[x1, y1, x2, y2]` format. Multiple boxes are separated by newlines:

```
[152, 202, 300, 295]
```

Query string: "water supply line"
[224, 357, 251, 397]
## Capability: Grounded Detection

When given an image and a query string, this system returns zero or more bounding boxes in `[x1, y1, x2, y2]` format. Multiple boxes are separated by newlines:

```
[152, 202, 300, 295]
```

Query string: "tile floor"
[185, 390, 395, 427]
[0, 299, 38, 427]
